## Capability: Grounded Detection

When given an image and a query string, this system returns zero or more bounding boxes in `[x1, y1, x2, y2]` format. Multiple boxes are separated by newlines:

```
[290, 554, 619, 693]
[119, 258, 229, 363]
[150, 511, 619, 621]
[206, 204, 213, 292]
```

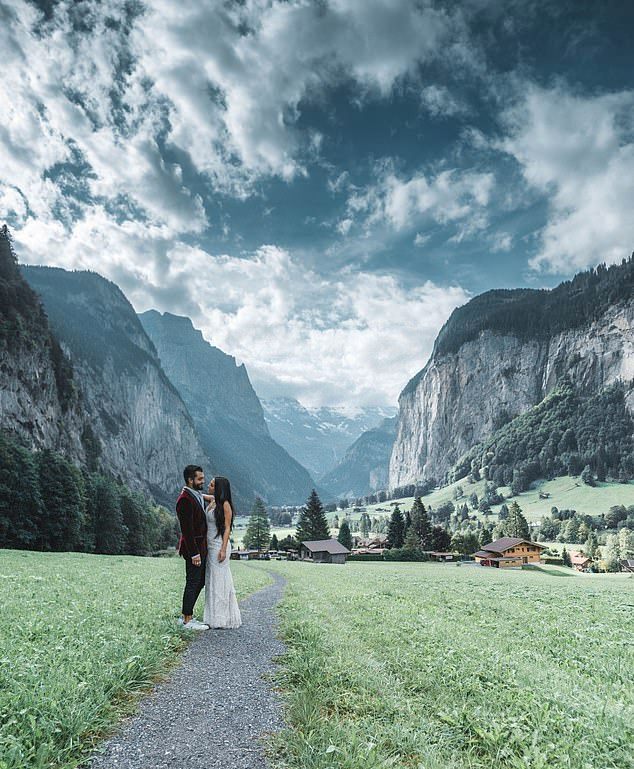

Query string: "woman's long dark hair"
[213, 476, 234, 536]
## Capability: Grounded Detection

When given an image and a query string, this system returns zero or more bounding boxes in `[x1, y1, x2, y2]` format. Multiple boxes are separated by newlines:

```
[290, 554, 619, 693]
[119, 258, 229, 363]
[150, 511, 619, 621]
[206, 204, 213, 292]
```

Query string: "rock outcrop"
[0, 227, 85, 461]
[390, 262, 634, 488]
[22, 266, 211, 504]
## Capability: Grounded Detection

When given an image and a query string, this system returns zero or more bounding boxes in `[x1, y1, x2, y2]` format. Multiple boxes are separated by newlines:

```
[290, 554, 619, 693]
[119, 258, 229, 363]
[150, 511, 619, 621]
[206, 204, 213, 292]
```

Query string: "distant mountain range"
[139, 311, 317, 506]
[319, 417, 397, 498]
[5, 220, 631, 513]
[261, 397, 395, 479]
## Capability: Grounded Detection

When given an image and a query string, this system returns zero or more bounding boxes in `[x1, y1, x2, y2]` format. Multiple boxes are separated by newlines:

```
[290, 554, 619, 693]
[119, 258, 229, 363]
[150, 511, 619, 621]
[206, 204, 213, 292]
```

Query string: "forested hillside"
[452, 379, 634, 490]
[431, 255, 634, 361]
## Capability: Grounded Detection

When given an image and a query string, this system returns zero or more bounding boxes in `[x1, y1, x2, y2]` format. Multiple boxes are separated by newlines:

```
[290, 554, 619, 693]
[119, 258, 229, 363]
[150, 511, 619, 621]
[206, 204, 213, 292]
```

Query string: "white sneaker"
[183, 619, 209, 631]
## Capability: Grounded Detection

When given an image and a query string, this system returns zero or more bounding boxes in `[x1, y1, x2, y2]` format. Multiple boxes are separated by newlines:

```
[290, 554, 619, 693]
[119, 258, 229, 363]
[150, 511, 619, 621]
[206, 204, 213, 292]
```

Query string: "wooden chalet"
[429, 551, 457, 562]
[351, 535, 388, 556]
[299, 539, 350, 564]
[570, 551, 592, 572]
[473, 537, 545, 568]
[230, 549, 260, 561]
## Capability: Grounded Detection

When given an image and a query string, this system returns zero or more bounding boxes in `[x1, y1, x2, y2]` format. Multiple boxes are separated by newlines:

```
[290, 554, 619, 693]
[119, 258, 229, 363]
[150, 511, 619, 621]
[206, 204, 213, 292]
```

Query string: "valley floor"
[2, 552, 632, 769]
[267, 560, 634, 769]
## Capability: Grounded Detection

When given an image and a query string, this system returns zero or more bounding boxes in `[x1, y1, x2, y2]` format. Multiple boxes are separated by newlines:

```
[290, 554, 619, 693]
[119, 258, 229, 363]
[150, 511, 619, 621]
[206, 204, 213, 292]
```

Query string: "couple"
[176, 464, 241, 631]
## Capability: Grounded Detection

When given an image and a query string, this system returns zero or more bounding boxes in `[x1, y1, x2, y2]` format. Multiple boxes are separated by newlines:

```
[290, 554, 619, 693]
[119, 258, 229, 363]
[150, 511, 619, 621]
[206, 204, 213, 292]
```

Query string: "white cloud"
[15, 217, 468, 407]
[498, 83, 634, 272]
[348, 164, 494, 234]
[130, 0, 457, 186]
[0, 0, 207, 235]
[420, 84, 469, 118]
[490, 231, 512, 252]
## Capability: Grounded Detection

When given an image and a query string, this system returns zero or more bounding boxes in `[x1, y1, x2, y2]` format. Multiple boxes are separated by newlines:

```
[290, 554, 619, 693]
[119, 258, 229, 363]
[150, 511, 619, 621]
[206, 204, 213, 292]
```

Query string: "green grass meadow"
[0, 550, 271, 769]
[267, 561, 634, 769]
[346, 476, 634, 525]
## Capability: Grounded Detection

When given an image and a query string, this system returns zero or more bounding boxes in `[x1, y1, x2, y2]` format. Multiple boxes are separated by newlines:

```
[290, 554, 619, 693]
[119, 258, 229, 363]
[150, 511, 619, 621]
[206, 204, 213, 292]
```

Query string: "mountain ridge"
[390, 256, 634, 489]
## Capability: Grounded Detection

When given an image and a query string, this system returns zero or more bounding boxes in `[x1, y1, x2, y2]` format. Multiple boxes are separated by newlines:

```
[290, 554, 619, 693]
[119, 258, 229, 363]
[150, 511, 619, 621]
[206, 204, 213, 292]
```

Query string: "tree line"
[432, 254, 634, 358]
[0, 431, 177, 555]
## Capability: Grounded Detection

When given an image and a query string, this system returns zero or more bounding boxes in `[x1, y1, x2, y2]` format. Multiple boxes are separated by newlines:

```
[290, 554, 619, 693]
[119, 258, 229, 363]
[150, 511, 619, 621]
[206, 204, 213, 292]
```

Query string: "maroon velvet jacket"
[176, 488, 208, 559]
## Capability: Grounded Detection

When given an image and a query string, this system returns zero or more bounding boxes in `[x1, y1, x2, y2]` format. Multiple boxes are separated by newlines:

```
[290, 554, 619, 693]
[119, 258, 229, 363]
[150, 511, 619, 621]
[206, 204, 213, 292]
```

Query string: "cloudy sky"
[2, 1, 633, 408]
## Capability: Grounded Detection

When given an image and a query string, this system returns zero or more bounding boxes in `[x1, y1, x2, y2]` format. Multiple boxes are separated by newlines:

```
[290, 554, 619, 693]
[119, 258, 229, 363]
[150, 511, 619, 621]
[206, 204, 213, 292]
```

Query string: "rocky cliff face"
[320, 417, 397, 498]
[22, 267, 210, 503]
[0, 227, 85, 460]
[390, 297, 634, 488]
[139, 311, 317, 506]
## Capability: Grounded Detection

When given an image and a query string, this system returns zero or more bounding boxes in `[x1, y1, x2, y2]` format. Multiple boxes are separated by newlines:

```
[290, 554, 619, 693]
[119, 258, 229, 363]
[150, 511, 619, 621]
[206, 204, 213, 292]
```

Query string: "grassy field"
[337, 476, 634, 528]
[0, 550, 271, 769]
[266, 560, 634, 769]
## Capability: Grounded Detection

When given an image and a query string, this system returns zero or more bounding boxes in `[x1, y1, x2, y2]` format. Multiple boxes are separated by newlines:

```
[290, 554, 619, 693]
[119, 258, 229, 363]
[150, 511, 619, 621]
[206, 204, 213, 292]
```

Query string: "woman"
[202, 476, 241, 629]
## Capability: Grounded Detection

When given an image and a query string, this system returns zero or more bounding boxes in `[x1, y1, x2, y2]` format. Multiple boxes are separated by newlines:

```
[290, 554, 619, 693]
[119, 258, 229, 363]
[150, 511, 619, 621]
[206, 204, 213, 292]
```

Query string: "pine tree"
[92, 474, 125, 554]
[561, 546, 572, 568]
[36, 449, 84, 551]
[244, 497, 271, 551]
[403, 525, 421, 553]
[403, 508, 412, 534]
[120, 486, 151, 555]
[431, 525, 451, 551]
[337, 519, 353, 550]
[387, 505, 405, 548]
[359, 511, 371, 537]
[296, 489, 330, 543]
[410, 497, 432, 549]
[0, 431, 43, 549]
[479, 526, 493, 548]
[270, 533, 279, 550]
[584, 531, 599, 560]
[504, 501, 530, 539]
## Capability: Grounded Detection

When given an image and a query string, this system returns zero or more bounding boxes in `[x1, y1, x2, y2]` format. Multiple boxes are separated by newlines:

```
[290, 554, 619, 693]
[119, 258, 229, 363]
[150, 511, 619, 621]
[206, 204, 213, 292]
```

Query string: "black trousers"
[182, 555, 207, 615]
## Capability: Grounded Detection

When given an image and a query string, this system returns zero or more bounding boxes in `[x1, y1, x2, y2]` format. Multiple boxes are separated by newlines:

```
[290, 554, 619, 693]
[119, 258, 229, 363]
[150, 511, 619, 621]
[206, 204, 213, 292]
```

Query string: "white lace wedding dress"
[203, 505, 242, 629]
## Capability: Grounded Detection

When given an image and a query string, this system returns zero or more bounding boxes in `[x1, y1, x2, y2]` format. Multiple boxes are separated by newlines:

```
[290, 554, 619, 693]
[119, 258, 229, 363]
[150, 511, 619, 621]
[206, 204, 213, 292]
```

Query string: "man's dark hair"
[183, 465, 203, 484]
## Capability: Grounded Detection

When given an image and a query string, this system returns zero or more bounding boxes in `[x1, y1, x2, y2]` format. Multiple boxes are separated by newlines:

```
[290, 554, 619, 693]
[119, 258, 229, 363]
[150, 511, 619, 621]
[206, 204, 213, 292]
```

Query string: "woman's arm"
[218, 502, 232, 562]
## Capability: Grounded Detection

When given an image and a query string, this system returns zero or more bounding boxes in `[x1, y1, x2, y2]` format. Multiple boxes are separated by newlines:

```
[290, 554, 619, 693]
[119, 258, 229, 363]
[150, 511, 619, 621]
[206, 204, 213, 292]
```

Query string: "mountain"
[261, 397, 396, 478]
[0, 226, 84, 460]
[390, 257, 634, 488]
[22, 266, 211, 504]
[319, 417, 397, 498]
[139, 311, 317, 506]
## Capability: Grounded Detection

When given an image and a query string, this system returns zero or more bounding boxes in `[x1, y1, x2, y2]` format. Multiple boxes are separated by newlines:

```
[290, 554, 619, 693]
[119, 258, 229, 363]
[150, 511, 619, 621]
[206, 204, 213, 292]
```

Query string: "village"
[231, 534, 634, 572]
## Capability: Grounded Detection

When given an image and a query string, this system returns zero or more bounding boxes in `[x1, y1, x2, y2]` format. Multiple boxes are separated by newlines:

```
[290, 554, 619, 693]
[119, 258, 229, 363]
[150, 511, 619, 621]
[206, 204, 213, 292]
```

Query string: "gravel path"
[89, 569, 287, 769]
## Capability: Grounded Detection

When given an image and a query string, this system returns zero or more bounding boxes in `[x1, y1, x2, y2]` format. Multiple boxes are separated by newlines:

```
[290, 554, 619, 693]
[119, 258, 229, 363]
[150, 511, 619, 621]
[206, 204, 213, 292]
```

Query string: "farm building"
[570, 551, 592, 571]
[620, 559, 634, 573]
[230, 549, 260, 560]
[429, 551, 457, 562]
[300, 539, 350, 564]
[473, 537, 545, 568]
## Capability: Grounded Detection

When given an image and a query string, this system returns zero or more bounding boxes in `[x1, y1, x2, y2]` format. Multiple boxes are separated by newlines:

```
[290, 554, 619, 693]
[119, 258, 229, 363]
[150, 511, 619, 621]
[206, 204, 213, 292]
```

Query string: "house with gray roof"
[299, 539, 350, 564]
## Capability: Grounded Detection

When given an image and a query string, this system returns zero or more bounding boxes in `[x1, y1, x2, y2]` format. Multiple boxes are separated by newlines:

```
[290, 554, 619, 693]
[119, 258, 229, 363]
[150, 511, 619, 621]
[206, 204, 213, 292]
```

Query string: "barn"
[299, 539, 350, 564]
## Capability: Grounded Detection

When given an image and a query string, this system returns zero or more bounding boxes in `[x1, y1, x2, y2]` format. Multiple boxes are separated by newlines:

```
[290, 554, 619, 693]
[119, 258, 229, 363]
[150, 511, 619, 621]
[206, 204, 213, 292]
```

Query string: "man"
[176, 465, 209, 630]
